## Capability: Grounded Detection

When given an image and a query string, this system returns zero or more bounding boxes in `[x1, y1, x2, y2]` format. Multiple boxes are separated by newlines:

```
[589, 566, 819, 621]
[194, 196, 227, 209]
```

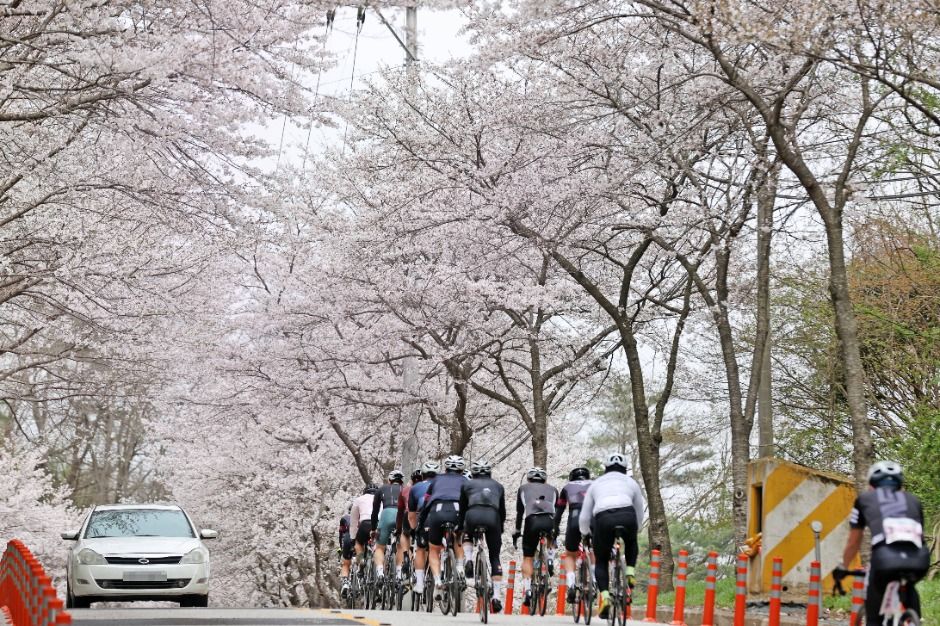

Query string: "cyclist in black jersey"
[839, 461, 929, 626]
[513, 467, 558, 609]
[338, 510, 354, 598]
[420, 454, 469, 600]
[372, 469, 404, 583]
[458, 459, 506, 613]
[555, 466, 592, 605]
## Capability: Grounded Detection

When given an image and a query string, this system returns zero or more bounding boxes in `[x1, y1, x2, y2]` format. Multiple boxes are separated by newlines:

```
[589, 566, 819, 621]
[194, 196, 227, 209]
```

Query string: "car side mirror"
[200, 529, 219, 540]
[61, 530, 79, 541]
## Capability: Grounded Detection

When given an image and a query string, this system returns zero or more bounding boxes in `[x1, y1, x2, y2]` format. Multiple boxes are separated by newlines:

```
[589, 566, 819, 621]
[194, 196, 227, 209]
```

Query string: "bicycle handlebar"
[832, 567, 866, 596]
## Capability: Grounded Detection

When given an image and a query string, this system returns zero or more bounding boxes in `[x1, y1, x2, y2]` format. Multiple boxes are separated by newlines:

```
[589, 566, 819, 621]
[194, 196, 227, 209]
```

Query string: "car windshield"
[84, 509, 195, 539]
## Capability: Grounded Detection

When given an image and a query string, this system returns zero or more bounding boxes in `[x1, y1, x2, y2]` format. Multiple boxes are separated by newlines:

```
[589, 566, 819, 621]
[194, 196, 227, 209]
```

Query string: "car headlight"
[181, 549, 207, 564]
[77, 549, 106, 565]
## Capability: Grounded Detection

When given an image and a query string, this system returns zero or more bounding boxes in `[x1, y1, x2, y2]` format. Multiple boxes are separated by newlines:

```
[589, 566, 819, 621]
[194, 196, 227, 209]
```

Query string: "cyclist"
[512, 466, 558, 609]
[458, 459, 506, 613]
[339, 507, 354, 598]
[348, 484, 380, 594]
[579, 454, 644, 619]
[372, 469, 404, 583]
[395, 468, 423, 582]
[555, 466, 593, 605]
[420, 454, 469, 601]
[838, 461, 929, 626]
[408, 461, 439, 594]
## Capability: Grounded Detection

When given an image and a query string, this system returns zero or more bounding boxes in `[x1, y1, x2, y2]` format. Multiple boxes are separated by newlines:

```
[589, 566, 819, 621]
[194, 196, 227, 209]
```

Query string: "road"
[69, 607, 658, 626]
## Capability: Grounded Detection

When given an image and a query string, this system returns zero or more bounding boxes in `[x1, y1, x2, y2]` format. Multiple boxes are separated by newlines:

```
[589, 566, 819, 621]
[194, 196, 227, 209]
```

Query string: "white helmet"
[526, 467, 548, 482]
[421, 461, 440, 476]
[388, 468, 405, 482]
[868, 461, 903, 487]
[471, 459, 492, 476]
[444, 455, 466, 471]
[605, 453, 628, 470]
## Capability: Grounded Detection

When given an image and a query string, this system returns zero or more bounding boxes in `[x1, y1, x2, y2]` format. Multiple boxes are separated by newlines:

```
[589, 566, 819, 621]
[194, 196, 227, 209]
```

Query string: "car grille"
[104, 556, 182, 565]
[96, 578, 191, 590]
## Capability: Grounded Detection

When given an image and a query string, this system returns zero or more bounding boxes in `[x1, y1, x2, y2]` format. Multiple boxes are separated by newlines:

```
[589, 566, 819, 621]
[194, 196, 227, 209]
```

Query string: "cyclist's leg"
[414, 529, 429, 592]
[902, 580, 921, 618]
[564, 512, 581, 595]
[622, 508, 639, 583]
[593, 514, 614, 594]
[521, 516, 538, 602]
[427, 510, 445, 582]
[866, 569, 889, 626]
[376, 509, 397, 577]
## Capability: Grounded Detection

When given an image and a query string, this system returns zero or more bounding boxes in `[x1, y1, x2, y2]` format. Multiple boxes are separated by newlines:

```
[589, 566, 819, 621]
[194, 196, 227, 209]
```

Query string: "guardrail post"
[504, 560, 516, 615]
[849, 575, 865, 626]
[556, 563, 566, 615]
[769, 557, 783, 626]
[644, 549, 661, 622]
[806, 561, 820, 626]
[734, 554, 748, 626]
[702, 551, 718, 626]
[671, 549, 688, 626]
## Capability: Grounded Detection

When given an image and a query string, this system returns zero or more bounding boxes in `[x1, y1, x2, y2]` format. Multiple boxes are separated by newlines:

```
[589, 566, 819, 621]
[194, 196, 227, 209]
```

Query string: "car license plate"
[123, 571, 167, 582]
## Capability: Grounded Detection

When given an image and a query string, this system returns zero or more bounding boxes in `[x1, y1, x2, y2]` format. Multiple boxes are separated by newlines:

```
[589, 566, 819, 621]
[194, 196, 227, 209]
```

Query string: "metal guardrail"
[0, 540, 72, 625]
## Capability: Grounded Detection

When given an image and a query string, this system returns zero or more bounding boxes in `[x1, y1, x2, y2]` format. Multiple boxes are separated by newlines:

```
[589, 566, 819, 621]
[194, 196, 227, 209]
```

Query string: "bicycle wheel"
[425, 567, 434, 613]
[900, 610, 920, 626]
[477, 550, 490, 623]
[582, 558, 594, 626]
[450, 548, 462, 616]
[440, 550, 453, 615]
[398, 551, 411, 611]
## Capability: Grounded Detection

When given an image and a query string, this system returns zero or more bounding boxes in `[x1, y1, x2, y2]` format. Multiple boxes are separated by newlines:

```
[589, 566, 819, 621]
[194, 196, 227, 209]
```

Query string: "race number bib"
[883, 517, 923, 547]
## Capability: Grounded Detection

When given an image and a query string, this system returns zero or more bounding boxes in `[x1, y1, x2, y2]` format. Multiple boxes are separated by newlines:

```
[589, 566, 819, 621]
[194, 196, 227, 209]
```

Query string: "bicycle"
[572, 537, 596, 624]
[438, 521, 464, 616]
[834, 567, 921, 626]
[470, 526, 494, 623]
[604, 526, 632, 626]
[380, 533, 397, 610]
[346, 548, 366, 610]
[530, 529, 553, 616]
[362, 538, 379, 610]
[397, 534, 413, 611]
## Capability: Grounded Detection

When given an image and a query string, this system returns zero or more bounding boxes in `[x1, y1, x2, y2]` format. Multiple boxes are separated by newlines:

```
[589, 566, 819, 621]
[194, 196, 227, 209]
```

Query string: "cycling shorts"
[377, 508, 398, 546]
[341, 536, 354, 560]
[465, 507, 503, 574]
[522, 514, 554, 557]
[354, 520, 373, 547]
[564, 507, 583, 553]
[426, 501, 460, 546]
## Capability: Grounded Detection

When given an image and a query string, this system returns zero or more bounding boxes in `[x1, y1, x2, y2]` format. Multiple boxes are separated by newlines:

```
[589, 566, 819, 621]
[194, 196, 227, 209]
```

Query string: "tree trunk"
[529, 330, 549, 467]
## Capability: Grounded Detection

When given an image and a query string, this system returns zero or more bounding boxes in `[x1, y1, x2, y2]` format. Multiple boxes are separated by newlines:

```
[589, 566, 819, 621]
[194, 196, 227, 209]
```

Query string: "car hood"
[81, 536, 202, 556]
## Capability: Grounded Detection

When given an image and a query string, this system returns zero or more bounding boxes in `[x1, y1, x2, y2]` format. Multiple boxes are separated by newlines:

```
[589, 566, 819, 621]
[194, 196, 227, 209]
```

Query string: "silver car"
[63, 503, 217, 608]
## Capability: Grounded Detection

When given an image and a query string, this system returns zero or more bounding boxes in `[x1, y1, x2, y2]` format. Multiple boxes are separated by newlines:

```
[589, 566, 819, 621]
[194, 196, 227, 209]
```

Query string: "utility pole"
[405, 4, 417, 64]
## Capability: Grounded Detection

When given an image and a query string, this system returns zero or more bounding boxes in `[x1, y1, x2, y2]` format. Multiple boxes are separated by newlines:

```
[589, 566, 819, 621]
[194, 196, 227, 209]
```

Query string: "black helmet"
[526, 467, 548, 483]
[364, 483, 380, 494]
[569, 467, 590, 481]
[411, 468, 423, 483]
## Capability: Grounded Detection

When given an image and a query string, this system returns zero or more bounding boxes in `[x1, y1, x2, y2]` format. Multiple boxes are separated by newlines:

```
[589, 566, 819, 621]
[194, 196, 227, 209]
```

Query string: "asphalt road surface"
[68, 607, 659, 626]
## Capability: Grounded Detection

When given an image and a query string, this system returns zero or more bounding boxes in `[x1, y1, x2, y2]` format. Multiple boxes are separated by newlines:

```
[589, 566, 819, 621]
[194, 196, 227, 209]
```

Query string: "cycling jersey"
[460, 477, 506, 515]
[371, 483, 402, 527]
[851, 487, 925, 548]
[515, 482, 558, 531]
[396, 483, 413, 534]
[408, 480, 432, 513]
[554, 480, 592, 535]
[349, 493, 374, 538]
[426, 472, 468, 505]
[578, 472, 644, 535]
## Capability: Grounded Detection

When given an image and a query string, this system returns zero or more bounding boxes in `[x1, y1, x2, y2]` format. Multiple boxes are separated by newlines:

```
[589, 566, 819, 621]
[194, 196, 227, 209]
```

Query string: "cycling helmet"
[411, 468, 423, 482]
[464, 469, 473, 479]
[604, 453, 628, 472]
[388, 469, 405, 483]
[868, 461, 903, 488]
[526, 467, 548, 482]
[421, 461, 440, 477]
[471, 459, 492, 477]
[364, 483, 380, 494]
[569, 466, 591, 481]
[444, 455, 466, 472]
